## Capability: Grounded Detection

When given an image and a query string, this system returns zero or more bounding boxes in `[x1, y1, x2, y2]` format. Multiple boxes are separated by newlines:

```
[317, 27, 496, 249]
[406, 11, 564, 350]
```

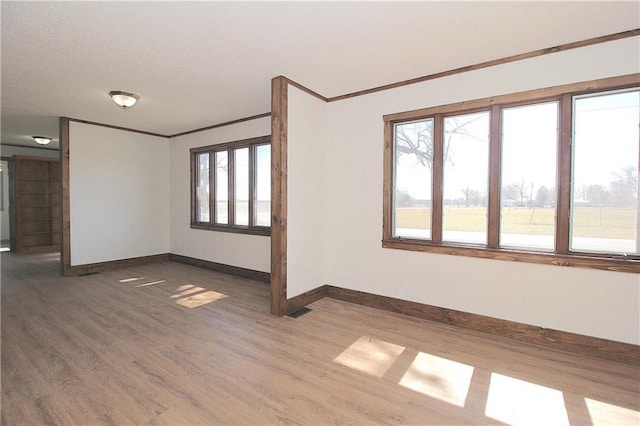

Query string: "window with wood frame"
[191, 135, 271, 235]
[383, 75, 640, 272]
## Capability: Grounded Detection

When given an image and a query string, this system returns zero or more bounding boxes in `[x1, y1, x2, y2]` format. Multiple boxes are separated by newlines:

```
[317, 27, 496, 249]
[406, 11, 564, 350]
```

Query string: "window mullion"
[209, 151, 215, 225]
[228, 149, 235, 227]
[249, 144, 256, 228]
[432, 114, 443, 243]
[190, 153, 196, 223]
[556, 94, 572, 254]
[487, 105, 501, 248]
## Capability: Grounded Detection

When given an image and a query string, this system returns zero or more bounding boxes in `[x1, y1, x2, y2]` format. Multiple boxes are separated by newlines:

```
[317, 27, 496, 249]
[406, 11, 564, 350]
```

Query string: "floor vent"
[287, 307, 312, 318]
[79, 272, 99, 276]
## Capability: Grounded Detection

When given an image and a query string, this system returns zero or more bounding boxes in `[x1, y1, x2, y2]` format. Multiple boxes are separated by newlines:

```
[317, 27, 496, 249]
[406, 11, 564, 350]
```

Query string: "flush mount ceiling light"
[33, 136, 52, 145]
[109, 90, 139, 110]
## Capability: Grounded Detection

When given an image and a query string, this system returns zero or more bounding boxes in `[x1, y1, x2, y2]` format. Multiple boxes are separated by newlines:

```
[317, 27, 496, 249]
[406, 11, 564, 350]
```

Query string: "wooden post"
[271, 76, 289, 316]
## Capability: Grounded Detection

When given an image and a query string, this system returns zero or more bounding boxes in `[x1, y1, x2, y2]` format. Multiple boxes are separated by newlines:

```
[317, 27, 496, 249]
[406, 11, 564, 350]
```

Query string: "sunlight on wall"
[485, 373, 569, 425]
[333, 336, 405, 378]
[399, 352, 474, 407]
[585, 397, 640, 425]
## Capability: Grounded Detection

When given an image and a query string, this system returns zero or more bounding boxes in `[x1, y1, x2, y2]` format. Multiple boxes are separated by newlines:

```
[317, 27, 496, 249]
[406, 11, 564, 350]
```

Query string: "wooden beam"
[59, 117, 71, 276]
[270, 76, 289, 316]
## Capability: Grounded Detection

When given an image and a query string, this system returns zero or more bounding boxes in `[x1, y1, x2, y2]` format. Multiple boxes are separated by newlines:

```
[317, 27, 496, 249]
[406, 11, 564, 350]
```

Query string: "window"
[500, 102, 558, 251]
[442, 111, 490, 245]
[191, 135, 271, 235]
[393, 119, 434, 239]
[383, 76, 639, 272]
[571, 90, 639, 255]
[195, 153, 210, 222]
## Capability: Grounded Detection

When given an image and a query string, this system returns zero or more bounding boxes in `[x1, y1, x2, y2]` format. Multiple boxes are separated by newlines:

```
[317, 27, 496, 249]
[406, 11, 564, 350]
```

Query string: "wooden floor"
[1, 252, 638, 425]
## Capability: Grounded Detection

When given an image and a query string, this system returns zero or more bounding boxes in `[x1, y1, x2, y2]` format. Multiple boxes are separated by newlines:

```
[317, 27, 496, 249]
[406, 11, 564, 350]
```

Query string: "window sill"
[191, 223, 271, 236]
[382, 238, 640, 273]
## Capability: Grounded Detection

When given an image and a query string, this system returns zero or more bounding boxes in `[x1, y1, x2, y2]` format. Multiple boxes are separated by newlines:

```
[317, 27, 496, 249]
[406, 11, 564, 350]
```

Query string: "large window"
[500, 102, 558, 251]
[571, 90, 639, 255]
[394, 119, 434, 239]
[442, 111, 490, 245]
[191, 135, 271, 235]
[384, 76, 639, 272]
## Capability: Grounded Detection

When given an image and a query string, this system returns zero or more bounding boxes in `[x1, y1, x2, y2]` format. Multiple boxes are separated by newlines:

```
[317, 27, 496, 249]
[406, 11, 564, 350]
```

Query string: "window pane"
[394, 119, 433, 239]
[443, 111, 490, 244]
[196, 153, 210, 222]
[215, 151, 228, 224]
[235, 147, 249, 226]
[571, 89, 639, 254]
[500, 102, 558, 250]
[254, 144, 271, 227]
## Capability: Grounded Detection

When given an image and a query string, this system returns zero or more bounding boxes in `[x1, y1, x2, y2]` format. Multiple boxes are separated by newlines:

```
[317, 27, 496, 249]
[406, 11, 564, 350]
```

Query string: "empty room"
[1, 1, 639, 425]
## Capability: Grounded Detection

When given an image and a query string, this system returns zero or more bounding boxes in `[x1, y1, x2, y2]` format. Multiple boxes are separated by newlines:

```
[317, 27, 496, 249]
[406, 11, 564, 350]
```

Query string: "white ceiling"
[2, 1, 639, 150]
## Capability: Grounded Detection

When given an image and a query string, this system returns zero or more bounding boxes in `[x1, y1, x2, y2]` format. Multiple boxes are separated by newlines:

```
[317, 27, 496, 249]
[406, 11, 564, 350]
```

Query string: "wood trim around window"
[383, 74, 640, 274]
[189, 135, 271, 236]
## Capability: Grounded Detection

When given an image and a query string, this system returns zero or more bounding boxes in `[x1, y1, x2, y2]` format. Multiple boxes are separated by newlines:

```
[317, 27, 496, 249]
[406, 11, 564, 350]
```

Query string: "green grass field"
[396, 207, 637, 239]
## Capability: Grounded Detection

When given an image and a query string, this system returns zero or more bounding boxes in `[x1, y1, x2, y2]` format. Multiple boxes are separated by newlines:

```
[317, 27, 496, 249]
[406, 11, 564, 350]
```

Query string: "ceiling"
[2, 1, 639, 151]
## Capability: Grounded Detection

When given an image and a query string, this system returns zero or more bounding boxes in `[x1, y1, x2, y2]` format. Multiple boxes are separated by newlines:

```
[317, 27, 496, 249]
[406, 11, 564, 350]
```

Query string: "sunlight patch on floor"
[399, 352, 474, 407]
[175, 290, 228, 308]
[119, 277, 144, 283]
[585, 397, 640, 425]
[176, 284, 195, 291]
[171, 285, 206, 298]
[333, 336, 405, 378]
[485, 372, 569, 425]
[135, 280, 166, 288]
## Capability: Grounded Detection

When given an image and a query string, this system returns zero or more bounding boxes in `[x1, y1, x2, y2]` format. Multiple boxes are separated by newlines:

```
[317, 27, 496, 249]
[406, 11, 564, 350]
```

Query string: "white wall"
[287, 86, 328, 297]
[69, 122, 170, 265]
[313, 37, 640, 344]
[170, 117, 271, 272]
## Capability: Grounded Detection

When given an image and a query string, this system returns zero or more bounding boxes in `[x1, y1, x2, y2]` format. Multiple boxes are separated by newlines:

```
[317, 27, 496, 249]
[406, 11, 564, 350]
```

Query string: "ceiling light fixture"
[109, 90, 139, 110]
[33, 136, 52, 145]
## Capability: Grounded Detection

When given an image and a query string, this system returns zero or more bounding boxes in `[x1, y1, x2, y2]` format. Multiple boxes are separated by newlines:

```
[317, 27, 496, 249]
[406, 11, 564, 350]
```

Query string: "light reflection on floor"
[399, 352, 474, 407]
[175, 290, 228, 308]
[485, 372, 569, 425]
[170, 285, 206, 298]
[119, 277, 144, 283]
[135, 280, 166, 288]
[334, 336, 638, 425]
[333, 336, 405, 378]
[585, 397, 640, 425]
[118, 278, 229, 309]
